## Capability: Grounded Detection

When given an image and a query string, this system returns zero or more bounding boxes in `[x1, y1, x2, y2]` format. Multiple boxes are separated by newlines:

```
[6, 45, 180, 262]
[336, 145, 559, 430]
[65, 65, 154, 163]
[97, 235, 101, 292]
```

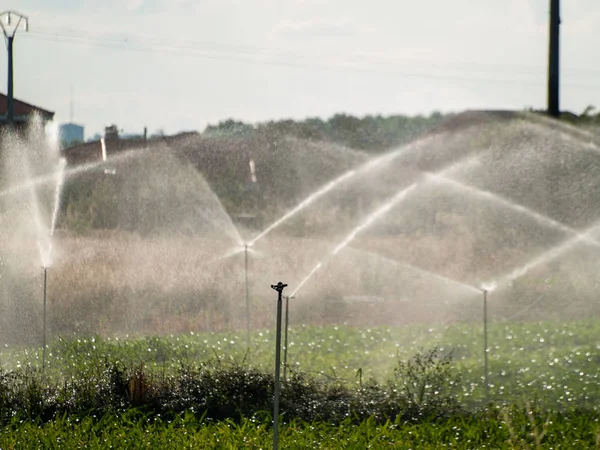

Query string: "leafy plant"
[393, 345, 462, 420]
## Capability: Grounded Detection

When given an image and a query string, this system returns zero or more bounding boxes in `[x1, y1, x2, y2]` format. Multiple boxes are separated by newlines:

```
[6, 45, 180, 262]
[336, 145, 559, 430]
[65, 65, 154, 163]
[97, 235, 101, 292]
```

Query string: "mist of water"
[289, 154, 483, 297]
[522, 121, 600, 156]
[428, 173, 600, 249]
[21, 158, 52, 268]
[333, 183, 419, 255]
[290, 262, 323, 297]
[194, 170, 244, 246]
[0, 147, 150, 200]
[247, 133, 442, 247]
[489, 220, 600, 289]
[50, 158, 67, 237]
[210, 244, 262, 265]
[248, 169, 356, 246]
[289, 183, 419, 297]
[5, 109, 600, 346]
[345, 247, 481, 295]
[525, 111, 597, 142]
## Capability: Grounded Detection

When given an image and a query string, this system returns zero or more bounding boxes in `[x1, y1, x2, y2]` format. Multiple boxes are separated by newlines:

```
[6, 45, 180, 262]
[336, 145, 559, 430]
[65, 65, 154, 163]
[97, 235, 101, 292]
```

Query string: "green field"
[4, 318, 600, 406]
[0, 410, 598, 449]
[1, 318, 599, 448]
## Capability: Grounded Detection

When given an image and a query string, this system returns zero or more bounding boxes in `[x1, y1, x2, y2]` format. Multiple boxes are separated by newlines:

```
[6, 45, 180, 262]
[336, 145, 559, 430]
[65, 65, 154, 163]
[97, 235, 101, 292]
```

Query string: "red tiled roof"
[0, 93, 54, 119]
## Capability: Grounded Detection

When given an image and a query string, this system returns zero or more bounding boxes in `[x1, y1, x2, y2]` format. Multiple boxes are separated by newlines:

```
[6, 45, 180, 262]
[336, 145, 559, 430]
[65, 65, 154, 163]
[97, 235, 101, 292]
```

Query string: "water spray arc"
[247, 170, 356, 247]
[428, 173, 600, 249]
[270, 281, 287, 450]
[346, 247, 481, 295]
[245, 133, 442, 249]
[0, 147, 155, 205]
[290, 183, 419, 299]
[490, 220, 600, 290]
[343, 246, 493, 403]
[50, 159, 67, 238]
[290, 155, 483, 299]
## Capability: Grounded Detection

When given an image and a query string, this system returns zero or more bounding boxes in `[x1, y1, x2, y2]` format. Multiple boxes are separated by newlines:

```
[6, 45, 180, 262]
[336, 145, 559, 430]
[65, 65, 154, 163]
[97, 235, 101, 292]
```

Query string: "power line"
[30, 25, 600, 76]
[20, 31, 600, 91]
[23, 26, 600, 79]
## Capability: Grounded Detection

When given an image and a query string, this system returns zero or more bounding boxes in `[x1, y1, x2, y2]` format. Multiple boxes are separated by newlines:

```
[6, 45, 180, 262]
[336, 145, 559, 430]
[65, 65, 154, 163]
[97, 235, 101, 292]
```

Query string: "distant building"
[0, 92, 54, 135]
[104, 124, 119, 141]
[62, 122, 198, 167]
[87, 133, 102, 142]
[59, 123, 84, 147]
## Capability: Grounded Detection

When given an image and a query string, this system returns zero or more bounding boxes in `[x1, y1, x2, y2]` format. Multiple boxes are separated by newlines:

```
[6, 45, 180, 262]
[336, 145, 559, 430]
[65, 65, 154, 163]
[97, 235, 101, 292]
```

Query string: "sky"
[2, 0, 600, 138]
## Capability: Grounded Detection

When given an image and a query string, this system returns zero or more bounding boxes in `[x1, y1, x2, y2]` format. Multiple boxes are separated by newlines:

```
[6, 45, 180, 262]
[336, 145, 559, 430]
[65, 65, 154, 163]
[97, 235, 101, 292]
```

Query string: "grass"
[1, 318, 600, 447]
[0, 409, 598, 449]
[2, 318, 599, 407]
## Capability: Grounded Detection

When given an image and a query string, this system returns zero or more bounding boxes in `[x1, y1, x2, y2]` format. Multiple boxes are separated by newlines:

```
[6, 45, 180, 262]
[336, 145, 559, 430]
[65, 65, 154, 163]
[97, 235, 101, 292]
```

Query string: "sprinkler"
[270, 281, 287, 450]
[481, 288, 489, 405]
[244, 243, 250, 348]
[42, 267, 48, 377]
[283, 295, 294, 381]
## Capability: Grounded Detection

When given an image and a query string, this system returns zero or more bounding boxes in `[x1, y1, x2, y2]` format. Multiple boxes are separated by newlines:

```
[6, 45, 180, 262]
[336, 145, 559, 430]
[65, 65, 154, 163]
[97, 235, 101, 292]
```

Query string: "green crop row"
[0, 408, 598, 449]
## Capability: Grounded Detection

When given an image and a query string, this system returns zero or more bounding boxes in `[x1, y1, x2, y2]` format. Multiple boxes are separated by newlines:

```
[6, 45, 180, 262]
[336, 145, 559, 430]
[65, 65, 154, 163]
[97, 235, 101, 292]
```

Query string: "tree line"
[204, 112, 449, 153]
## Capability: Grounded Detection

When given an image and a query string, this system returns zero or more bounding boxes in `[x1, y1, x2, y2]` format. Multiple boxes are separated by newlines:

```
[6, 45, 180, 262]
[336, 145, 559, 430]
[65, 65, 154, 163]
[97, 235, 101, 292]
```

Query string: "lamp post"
[270, 281, 287, 450]
[0, 11, 29, 126]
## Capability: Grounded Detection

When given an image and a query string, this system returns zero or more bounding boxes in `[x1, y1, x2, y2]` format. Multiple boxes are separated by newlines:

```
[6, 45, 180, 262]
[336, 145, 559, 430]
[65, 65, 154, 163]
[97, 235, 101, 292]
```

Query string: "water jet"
[246, 132, 445, 248]
[290, 153, 483, 298]
[427, 173, 600, 249]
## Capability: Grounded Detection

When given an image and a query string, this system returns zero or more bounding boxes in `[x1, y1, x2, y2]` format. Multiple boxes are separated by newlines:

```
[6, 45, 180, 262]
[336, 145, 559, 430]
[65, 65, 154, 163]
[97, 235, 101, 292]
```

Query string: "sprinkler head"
[480, 282, 497, 293]
[271, 282, 288, 293]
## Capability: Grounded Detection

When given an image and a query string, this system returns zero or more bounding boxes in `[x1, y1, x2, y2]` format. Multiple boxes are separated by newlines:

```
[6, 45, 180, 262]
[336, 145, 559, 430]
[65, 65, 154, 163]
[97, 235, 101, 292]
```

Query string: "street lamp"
[0, 11, 29, 126]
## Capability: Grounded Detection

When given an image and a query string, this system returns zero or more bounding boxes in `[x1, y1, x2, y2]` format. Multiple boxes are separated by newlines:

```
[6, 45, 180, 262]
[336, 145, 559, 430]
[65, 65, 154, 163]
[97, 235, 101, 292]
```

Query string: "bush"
[0, 347, 463, 426]
[392, 346, 463, 422]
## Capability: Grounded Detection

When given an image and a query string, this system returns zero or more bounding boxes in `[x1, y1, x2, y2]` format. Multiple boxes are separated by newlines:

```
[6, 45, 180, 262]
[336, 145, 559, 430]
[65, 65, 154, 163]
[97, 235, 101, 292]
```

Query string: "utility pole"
[548, 0, 560, 117]
[0, 11, 28, 126]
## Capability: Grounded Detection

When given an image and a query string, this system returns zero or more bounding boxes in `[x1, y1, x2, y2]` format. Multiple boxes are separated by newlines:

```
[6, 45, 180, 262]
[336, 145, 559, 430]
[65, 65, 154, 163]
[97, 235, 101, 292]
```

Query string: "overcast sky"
[3, 0, 600, 137]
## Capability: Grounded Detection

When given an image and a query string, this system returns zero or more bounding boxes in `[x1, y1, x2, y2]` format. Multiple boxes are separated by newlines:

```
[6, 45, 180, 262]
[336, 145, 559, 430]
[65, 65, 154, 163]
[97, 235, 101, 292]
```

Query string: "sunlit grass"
[0, 409, 598, 449]
[2, 318, 600, 409]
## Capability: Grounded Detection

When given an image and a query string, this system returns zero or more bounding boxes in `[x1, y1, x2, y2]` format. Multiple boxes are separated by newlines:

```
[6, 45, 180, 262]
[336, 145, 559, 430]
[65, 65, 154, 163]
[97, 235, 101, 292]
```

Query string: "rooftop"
[0, 93, 54, 123]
